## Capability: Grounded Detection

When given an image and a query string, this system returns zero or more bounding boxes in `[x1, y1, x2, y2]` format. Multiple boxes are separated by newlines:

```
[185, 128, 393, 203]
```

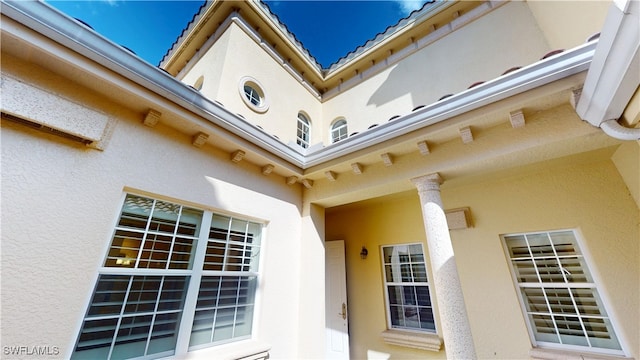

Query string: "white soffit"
[2, 1, 597, 171]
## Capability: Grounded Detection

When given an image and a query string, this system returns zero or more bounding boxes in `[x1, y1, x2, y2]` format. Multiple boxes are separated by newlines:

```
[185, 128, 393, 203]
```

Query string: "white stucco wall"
[0, 64, 305, 359]
[179, 23, 232, 102]
[320, 1, 552, 143]
[526, 0, 611, 50]
[180, 21, 323, 148]
[326, 157, 639, 360]
[443, 158, 639, 359]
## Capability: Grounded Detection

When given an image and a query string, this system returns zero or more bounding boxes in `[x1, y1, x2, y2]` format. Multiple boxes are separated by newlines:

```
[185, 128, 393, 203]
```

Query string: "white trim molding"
[239, 76, 270, 114]
[380, 330, 442, 352]
[530, 347, 635, 360]
[576, 0, 640, 140]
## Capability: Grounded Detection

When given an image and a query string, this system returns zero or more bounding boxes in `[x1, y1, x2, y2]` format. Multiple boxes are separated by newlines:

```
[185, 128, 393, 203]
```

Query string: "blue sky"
[47, 0, 428, 68]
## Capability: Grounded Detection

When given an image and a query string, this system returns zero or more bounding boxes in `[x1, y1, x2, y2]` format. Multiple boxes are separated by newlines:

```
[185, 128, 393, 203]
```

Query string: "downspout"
[576, 0, 640, 140]
[600, 119, 640, 141]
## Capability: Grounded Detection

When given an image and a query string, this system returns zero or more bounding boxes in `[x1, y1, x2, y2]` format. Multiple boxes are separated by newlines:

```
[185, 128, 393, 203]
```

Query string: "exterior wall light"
[360, 246, 368, 259]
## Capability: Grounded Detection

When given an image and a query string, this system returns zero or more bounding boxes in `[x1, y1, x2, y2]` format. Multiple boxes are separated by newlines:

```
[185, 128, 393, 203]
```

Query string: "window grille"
[243, 85, 261, 106]
[504, 230, 622, 354]
[72, 194, 263, 359]
[331, 119, 348, 143]
[381, 244, 436, 332]
[296, 113, 310, 149]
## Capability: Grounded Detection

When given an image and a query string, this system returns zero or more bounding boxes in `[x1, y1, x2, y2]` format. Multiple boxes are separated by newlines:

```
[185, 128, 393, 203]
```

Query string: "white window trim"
[184, 338, 271, 360]
[502, 229, 626, 358]
[529, 347, 635, 360]
[238, 76, 269, 113]
[380, 243, 438, 334]
[380, 329, 442, 352]
[193, 76, 204, 91]
[296, 112, 311, 149]
[71, 192, 267, 360]
[330, 119, 348, 143]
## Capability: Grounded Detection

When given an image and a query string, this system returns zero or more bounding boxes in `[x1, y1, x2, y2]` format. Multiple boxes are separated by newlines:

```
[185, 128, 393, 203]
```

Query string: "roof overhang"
[576, 0, 640, 140]
[0, 0, 606, 176]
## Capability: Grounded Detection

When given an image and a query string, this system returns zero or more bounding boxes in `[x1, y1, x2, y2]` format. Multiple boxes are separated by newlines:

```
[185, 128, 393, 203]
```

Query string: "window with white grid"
[72, 194, 263, 360]
[381, 244, 436, 332]
[503, 230, 622, 354]
[243, 85, 261, 106]
[296, 113, 310, 149]
[330, 119, 348, 143]
[189, 214, 261, 349]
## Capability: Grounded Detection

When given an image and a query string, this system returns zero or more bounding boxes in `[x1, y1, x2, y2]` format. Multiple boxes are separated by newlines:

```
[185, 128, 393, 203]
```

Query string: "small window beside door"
[380, 243, 442, 351]
[381, 243, 436, 332]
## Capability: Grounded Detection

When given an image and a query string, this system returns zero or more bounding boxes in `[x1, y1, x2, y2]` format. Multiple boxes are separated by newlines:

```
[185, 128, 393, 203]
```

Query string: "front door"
[325, 240, 350, 360]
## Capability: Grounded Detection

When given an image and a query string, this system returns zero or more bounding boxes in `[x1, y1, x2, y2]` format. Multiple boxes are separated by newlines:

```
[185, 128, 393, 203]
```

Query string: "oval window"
[238, 76, 269, 113]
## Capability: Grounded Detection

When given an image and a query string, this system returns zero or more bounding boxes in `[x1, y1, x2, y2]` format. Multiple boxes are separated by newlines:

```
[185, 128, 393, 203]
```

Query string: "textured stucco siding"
[326, 157, 639, 360]
[321, 1, 552, 141]
[0, 81, 304, 359]
[181, 22, 323, 148]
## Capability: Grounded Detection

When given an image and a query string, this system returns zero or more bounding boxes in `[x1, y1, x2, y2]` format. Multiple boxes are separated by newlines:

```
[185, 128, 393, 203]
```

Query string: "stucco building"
[1, 0, 638, 359]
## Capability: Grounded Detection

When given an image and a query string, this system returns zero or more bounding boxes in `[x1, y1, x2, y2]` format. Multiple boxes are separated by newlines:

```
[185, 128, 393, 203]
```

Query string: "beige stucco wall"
[326, 194, 446, 360]
[611, 141, 640, 209]
[326, 157, 639, 359]
[321, 1, 552, 143]
[0, 60, 306, 359]
[180, 21, 323, 148]
[526, 0, 611, 50]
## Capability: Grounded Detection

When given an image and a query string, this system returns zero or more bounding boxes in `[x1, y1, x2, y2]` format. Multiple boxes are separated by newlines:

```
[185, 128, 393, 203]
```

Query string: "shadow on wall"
[367, 349, 391, 359]
[366, 2, 551, 112]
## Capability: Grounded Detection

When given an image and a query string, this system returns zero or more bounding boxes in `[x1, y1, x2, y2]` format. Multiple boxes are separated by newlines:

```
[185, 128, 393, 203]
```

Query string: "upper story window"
[330, 119, 348, 143]
[71, 194, 263, 360]
[238, 76, 269, 113]
[381, 243, 436, 333]
[193, 76, 204, 91]
[503, 230, 622, 355]
[296, 113, 311, 149]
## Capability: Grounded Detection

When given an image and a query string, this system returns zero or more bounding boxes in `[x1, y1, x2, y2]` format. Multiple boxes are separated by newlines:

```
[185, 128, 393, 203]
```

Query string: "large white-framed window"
[381, 243, 436, 333]
[71, 194, 263, 360]
[330, 119, 348, 143]
[296, 113, 311, 149]
[503, 230, 623, 355]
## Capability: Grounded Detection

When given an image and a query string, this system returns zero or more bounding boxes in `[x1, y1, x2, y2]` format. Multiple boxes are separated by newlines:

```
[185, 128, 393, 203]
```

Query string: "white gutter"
[1, 0, 599, 169]
[576, 0, 640, 140]
[0, 0, 306, 168]
[305, 41, 596, 167]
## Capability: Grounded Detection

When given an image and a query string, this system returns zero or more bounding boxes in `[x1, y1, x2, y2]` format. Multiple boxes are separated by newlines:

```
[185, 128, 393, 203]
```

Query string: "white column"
[411, 173, 476, 359]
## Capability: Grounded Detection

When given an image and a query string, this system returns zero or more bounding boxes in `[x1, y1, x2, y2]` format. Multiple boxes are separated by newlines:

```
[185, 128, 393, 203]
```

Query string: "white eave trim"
[1, 0, 597, 170]
[1, 0, 306, 167]
[305, 41, 596, 167]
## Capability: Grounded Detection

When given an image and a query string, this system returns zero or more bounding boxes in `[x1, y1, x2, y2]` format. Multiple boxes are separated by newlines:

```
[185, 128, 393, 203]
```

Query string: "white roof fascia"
[324, 0, 452, 76]
[1, 0, 306, 168]
[303, 41, 596, 168]
[576, 0, 640, 128]
[250, 1, 324, 78]
[2, 1, 597, 171]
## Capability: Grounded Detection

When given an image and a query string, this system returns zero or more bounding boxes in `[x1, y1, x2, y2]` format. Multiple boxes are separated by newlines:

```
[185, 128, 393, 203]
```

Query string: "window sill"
[179, 339, 271, 360]
[380, 329, 442, 352]
[530, 347, 634, 360]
